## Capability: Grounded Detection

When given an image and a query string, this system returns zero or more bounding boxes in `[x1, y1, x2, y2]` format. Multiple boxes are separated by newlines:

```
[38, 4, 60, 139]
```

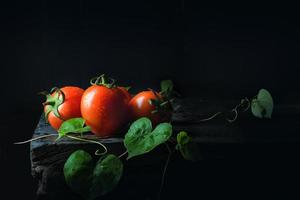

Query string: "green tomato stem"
[89, 74, 116, 88]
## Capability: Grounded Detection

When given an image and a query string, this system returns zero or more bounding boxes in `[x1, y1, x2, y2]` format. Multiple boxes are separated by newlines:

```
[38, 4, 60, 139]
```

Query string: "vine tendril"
[227, 109, 238, 123]
[14, 134, 108, 156]
[118, 151, 128, 159]
[195, 97, 252, 123]
[66, 135, 108, 156]
[197, 111, 222, 122]
[157, 143, 173, 200]
[14, 134, 58, 144]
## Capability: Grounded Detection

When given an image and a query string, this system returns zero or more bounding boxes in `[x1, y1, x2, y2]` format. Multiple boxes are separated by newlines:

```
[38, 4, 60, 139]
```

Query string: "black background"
[1, 1, 300, 199]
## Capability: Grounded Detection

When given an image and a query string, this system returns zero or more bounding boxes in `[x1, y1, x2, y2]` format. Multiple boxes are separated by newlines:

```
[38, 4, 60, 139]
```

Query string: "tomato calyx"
[151, 79, 178, 115]
[41, 87, 65, 120]
[90, 74, 116, 88]
[148, 89, 173, 115]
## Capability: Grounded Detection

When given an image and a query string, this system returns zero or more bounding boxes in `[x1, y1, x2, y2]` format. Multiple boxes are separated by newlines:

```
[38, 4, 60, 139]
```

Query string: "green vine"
[15, 82, 274, 200]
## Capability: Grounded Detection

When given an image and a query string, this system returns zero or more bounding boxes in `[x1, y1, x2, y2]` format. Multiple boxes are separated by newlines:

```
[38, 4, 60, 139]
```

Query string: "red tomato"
[43, 86, 84, 130]
[81, 84, 130, 137]
[118, 87, 132, 104]
[128, 90, 172, 126]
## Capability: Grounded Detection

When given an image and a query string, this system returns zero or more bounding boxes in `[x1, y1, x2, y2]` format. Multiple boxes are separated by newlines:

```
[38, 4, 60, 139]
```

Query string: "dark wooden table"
[30, 98, 300, 199]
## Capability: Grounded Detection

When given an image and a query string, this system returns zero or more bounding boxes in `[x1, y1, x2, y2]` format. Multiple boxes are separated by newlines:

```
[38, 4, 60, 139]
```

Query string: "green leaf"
[89, 154, 123, 199]
[161, 80, 173, 93]
[64, 150, 94, 198]
[64, 151, 123, 200]
[58, 118, 91, 139]
[124, 117, 173, 159]
[160, 80, 174, 98]
[176, 131, 200, 161]
[251, 89, 274, 119]
[124, 86, 131, 91]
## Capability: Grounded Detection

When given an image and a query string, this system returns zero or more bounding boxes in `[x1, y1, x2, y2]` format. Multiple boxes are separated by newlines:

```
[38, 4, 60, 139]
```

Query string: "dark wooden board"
[30, 98, 300, 199]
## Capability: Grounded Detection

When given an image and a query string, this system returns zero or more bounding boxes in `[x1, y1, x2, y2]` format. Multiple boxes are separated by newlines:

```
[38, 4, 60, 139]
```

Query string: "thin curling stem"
[158, 143, 173, 200]
[197, 111, 222, 122]
[241, 97, 250, 112]
[227, 109, 238, 123]
[66, 135, 108, 156]
[196, 97, 251, 123]
[14, 134, 58, 144]
[118, 151, 128, 159]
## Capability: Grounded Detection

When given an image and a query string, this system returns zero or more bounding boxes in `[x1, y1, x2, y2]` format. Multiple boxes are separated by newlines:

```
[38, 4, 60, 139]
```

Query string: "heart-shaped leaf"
[251, 89, 274, 119]
[64, 150, 94, 198]
[58, 118, 91, 139]
[89, 154, 123, 199]
[176, 131, 200, 161]
[124, 117, 173, 159]
[64, 150, 123, 200]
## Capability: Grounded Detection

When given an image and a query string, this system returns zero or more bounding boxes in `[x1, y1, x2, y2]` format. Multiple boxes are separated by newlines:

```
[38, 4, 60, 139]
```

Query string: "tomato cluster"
[42, 75, 173, 138]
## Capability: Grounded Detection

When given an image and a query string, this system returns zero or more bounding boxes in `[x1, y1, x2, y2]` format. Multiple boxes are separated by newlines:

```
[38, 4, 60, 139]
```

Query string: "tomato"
[128, 90, 172, 126]
[43, 86, 84, 130]
[118, 87, 132, 104]
[81, 75, 131, 137]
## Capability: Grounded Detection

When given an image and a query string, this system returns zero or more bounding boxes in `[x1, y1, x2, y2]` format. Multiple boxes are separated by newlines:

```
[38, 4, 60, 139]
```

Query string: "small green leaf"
[251, 89, 274, 119]
[58, 118, 91, 139]
[160, 80, 174, 98]
[124, 117, 173, 159]
[64, 150, 94, 198]
[89, 154, 123, 199]
[124, 86, 131, 91]
[176, 131, 200, 161]
[161, 80, 173, 93]
[177, 131, 191, 145]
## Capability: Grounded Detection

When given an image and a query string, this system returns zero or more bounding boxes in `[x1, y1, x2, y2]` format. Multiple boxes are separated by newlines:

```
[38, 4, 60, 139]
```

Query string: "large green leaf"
[89, 155, 123, 199]
[124, 117, 173, 159]
[58, 118, 91, 139]
[251, 89, 274, 119]
[176, 131, 200, 161]
[64, 151, 123, 200]
[64, 150, 94, 198]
